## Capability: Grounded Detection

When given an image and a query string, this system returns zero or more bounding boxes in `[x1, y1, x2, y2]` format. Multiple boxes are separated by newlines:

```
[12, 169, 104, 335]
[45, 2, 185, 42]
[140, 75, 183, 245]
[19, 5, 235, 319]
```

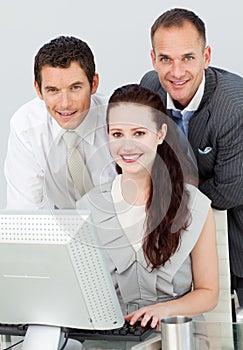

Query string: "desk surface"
[1, 322, 243, 349]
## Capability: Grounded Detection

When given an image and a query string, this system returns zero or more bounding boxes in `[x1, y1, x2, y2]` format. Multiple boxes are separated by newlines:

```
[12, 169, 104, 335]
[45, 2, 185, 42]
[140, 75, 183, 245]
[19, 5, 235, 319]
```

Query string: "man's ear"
[91, 73, 99, 94]
[150, 50, 156, 69]
[34, 81, 43, 100]
[204, 45, 211, 69]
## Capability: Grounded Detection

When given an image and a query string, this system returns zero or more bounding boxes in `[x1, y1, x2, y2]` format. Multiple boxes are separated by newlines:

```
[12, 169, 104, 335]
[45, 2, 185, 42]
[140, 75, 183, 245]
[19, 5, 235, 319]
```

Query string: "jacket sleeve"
[199, 106, 243, 210]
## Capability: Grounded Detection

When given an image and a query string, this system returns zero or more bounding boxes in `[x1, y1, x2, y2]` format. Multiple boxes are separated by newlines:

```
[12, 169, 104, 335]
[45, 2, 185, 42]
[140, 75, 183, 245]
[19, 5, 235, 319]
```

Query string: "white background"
[0, 0, 242, 207]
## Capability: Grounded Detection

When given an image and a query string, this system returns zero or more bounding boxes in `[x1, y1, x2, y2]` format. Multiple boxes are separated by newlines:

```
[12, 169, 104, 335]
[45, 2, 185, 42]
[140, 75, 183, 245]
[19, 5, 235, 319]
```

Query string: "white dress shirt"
[4, 94, 116, 209]
[111, 175, 146, 252]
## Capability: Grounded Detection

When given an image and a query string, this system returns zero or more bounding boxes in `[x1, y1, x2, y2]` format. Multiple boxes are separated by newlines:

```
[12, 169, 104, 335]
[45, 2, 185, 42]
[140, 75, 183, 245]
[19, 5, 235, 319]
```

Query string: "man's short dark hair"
[151, 8, 206, 48]
[34, 36, 96, 89]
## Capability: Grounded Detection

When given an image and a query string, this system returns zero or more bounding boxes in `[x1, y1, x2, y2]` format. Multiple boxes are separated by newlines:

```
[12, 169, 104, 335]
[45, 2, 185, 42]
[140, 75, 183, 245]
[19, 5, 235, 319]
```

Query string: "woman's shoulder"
[76, 182, 113, 209]
[185, 183, 211, 210]
[184, 183, 211, 240]
[76, 182, 117, 225]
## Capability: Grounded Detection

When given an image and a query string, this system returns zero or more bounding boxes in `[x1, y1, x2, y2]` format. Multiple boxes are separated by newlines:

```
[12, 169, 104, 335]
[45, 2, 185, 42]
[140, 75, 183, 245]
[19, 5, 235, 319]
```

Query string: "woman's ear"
[158, 123, 167, 144]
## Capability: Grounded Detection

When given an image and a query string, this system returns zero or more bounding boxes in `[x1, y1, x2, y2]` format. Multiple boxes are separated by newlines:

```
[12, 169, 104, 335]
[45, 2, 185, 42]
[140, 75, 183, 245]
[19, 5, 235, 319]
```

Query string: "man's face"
[35, 61, 98, 130]
[151, 21, 211, 108]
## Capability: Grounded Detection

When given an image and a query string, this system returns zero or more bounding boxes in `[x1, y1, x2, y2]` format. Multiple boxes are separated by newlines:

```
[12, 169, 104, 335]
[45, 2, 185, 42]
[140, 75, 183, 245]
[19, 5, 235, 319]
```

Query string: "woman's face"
[108, 103, 167, 176]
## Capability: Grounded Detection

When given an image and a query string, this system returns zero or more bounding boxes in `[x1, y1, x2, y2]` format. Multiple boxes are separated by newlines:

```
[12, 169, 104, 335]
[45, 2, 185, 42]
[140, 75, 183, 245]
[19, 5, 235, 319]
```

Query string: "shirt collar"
[167, 72, 205, 114]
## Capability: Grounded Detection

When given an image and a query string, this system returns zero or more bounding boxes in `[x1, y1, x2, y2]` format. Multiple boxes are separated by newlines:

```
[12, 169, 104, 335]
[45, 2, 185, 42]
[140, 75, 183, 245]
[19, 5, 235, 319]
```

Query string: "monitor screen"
[0, 209, 124, 331]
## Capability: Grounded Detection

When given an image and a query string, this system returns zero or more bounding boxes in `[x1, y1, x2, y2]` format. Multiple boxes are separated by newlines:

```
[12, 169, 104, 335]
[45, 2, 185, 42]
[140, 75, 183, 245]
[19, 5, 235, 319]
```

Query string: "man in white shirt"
[4, 36, 116, 209]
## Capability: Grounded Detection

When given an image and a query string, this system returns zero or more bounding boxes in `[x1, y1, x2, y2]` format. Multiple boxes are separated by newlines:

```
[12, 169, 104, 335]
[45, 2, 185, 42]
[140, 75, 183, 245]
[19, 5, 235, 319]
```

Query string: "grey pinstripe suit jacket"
[140, 66, 243, 277]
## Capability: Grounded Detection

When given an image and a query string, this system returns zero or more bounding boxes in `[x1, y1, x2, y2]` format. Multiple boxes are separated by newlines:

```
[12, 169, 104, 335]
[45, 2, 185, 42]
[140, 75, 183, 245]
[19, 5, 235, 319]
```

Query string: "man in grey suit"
[140, 8, 243, 312]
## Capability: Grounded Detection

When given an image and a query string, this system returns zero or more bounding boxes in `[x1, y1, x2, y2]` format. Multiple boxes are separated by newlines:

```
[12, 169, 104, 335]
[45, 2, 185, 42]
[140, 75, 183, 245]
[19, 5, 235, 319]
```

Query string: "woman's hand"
[124, 208, 218, 331]
[124, 303, 170, 330]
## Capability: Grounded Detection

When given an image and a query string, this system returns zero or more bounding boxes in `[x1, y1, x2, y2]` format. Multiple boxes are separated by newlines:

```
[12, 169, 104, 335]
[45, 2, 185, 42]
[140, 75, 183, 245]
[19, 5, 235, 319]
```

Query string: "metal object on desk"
[161, 316, 193, 350]
[0, 334, 11, 350]
[236, 307, 243, 323]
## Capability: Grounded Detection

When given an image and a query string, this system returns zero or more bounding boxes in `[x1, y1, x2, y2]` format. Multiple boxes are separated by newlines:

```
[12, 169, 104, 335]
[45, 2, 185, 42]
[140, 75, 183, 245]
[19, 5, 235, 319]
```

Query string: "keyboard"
[0, 321, 155, 342]
[0, 323, 28, 336]
[67, 320, 155, 342]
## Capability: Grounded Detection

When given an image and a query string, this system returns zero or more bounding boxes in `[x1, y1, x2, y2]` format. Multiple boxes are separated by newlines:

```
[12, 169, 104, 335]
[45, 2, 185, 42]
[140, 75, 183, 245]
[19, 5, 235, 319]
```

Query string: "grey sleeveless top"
[77, 182, 211, 313]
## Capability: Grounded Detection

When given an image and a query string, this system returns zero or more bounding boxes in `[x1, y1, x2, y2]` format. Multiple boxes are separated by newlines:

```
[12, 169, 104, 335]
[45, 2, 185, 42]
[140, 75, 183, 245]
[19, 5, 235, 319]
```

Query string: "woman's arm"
[125, 207, 219, 329]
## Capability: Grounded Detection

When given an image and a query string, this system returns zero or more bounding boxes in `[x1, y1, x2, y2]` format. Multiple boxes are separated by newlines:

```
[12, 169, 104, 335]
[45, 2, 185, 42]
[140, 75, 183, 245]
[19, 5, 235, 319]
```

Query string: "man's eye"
[47, 88, 57, 93]
[160, 57, 170, 63]
[72, 85, 81, 90]
[185, 56, 194, 61]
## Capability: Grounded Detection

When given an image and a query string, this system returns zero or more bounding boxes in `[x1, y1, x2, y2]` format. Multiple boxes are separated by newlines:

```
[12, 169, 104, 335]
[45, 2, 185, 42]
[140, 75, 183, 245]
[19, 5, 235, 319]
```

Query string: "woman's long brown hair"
[107, 84, 194, 269]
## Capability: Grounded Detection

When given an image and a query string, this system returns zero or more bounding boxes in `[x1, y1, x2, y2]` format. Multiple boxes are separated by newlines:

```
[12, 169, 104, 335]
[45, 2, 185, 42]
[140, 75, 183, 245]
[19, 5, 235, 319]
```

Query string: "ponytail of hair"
[143, 138, 191, 269]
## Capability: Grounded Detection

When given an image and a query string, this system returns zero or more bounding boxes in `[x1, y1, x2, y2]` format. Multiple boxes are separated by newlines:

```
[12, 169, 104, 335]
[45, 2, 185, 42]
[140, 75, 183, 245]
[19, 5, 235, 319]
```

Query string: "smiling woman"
[108, 103, 167, 185]
[77, 83, 219, 330]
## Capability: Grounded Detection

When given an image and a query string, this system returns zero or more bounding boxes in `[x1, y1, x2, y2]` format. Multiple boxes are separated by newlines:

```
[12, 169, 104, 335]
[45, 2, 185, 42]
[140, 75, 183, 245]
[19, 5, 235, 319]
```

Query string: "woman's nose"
[120, 138, 136, 152]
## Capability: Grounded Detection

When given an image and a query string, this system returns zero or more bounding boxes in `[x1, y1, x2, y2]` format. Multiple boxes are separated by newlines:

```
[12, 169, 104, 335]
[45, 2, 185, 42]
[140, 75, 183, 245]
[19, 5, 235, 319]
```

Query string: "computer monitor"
[0, 209, 124, 349]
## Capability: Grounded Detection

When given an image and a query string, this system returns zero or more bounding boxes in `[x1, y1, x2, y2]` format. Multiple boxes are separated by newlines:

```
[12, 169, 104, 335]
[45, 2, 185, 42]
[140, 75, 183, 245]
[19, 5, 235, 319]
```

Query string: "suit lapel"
[188, 68, 217, 160]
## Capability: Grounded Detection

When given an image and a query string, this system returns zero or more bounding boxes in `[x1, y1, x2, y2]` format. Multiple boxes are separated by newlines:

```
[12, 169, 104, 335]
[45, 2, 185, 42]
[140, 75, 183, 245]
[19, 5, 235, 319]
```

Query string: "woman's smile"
[120, 153, 143, 163]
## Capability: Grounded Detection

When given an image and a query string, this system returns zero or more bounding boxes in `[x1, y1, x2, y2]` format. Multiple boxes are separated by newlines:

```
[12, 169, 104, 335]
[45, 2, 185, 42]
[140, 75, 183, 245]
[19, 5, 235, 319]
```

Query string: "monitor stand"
[22, 325, 63, 350]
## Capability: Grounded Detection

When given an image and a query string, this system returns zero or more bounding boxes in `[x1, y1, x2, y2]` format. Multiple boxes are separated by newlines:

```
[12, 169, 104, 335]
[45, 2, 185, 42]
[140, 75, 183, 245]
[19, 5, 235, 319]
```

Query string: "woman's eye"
[135, 131, 145, 136]
[112, 132, 122, 138]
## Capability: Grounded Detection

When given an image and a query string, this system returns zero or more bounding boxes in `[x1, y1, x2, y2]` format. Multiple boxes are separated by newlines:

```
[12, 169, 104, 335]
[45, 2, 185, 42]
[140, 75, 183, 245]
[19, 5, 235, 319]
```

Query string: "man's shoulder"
[140, 70, 162, 92]
[13, 97, 46, 116]
[89, 93, 110, 130]
[10, 97, 48, 131]
[204, 67, 243, 112]
[208, 66, 243, 90]
[91, 93, 109, 107]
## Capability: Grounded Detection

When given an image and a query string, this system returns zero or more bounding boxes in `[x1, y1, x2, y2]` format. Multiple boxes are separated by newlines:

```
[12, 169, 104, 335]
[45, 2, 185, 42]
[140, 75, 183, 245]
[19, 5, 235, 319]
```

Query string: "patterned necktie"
[171, 110, 194, 137]
[63, 131, 93, 196]
[171, 110, 197, 169]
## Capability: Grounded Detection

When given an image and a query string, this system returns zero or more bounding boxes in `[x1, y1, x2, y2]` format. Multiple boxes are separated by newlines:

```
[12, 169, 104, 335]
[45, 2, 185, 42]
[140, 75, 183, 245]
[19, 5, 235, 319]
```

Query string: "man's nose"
[171, 60, 186, 78]
[59, 91, 72, 108]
